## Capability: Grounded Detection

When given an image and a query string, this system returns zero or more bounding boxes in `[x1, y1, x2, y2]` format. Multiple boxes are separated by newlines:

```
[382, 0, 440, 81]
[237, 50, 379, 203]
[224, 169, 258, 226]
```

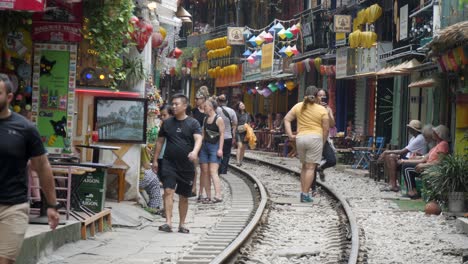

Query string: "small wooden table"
[75, 144, 120, 163]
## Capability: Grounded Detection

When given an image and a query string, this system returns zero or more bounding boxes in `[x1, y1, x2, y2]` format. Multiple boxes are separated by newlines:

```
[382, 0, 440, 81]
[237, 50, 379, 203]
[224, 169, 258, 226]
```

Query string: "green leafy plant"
[83, 0, 135, 88]
[117, 57, 147, 89]
[422, 154, 468, 202]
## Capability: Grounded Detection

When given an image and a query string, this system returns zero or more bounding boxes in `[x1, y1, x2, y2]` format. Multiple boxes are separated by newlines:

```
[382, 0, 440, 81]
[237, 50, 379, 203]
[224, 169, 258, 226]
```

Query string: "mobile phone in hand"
[321, 96, 328, 104]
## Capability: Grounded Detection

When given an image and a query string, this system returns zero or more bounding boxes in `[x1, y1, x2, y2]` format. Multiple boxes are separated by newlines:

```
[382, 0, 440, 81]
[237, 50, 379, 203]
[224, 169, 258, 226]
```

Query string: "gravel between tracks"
[244, 151, 468, 264]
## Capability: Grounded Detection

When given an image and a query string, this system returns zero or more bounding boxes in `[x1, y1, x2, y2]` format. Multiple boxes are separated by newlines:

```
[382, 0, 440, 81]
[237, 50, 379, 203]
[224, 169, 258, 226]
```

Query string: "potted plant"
[422, 154, 468, 213]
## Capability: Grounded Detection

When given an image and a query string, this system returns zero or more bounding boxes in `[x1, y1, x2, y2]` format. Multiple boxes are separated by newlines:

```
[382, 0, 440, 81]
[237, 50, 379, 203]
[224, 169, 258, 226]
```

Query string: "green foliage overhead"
[83, 0, 135, 88]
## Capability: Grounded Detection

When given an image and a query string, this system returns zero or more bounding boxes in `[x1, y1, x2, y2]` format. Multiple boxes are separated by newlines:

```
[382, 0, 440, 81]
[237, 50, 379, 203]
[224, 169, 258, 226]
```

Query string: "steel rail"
[240, 156, 360, 264]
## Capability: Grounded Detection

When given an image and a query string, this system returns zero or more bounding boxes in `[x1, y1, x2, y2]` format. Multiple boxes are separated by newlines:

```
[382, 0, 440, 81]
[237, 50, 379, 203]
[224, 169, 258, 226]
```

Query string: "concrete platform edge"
[16, 222, 81, 264]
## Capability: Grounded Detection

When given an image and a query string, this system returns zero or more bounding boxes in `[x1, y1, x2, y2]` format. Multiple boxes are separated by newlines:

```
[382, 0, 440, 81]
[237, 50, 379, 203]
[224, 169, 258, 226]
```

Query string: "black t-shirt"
[158, 116, 201, 171]
[192, 107, 206, 127]
[0, 112, 46, 204]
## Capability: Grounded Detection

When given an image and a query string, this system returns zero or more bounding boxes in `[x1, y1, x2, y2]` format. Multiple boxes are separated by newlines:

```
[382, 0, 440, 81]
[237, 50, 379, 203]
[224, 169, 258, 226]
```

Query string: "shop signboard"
[334, 15, 352, 33]
[356, 47, 377, 74]
[0, 0, 45, 11]
[32, 22, 82, 43]
[336, 47, 356, 79]
[261, 43, 274, 75]
[227, 27, 244, 45]
[31, 44, 77, 154]
[400, 5, 408, 41]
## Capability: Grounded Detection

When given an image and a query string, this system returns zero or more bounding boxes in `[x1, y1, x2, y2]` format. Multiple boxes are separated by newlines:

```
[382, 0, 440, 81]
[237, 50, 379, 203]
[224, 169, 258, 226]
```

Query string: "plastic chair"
[355, 137, 385, 169]
[352, 137, 373, 169]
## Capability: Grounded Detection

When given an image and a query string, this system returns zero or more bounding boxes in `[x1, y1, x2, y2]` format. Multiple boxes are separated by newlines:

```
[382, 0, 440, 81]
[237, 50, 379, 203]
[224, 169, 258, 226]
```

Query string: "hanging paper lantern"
[290, 25, 300, 35]
[243, 29, 252, 40]
[263, 32, 273, 43]
[151, 32, 163, 48]
[291, 45, 299, 55]
[297, 61, 304, 74]
[285, 29, 294, 39]
[257, 88, 264, 95]
[256, 50, 262, 58]
[242, 49, 252, 57]
[262, 88, 272, 97]
[255, 36, 264, 46]
[251, 88, 257, 94]
[247, 89, 253, 95]
[273, 22, 284, 33]
[295, 22, 301, 30]
[159, 27, 167, 40]
[285, 46, 293, 57]
[279, 46, 287, 57]
[303, 58, 311, 72]
[248, 36, 257, 47]
[258, 31, 267, 39]
[285, 81, 296, 91]
[277, 81, 285, 91]
[367, 4, 383, 24]
[278, 28, 287, 39]
[314, 57, 322, 71]
[173, 47, 183, 58]
[13, 105, 21, 113]
[320, 65, 326, 75]
[252, 50, 258, 58]
[268, 25, 276, 35]
[247, 55, 255, 64]
[268, 83, 278, 92]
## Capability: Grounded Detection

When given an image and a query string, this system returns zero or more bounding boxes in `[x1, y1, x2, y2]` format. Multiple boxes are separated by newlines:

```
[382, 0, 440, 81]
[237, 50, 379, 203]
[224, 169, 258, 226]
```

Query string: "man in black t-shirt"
[152, 93, 202, 234]
[0, 76, 59, 263]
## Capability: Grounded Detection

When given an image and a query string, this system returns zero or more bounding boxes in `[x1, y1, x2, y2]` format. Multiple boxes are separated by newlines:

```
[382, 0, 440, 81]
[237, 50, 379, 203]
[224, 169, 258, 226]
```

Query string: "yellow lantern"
[367, 4, 382, 24]
[285, 81, 296, 91]
[160, 27, 167, 40]
[314, 57, 322, 71]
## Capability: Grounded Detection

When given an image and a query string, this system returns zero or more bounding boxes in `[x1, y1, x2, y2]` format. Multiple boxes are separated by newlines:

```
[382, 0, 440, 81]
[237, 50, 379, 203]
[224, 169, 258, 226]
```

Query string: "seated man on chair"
[378, 120, 428, 192]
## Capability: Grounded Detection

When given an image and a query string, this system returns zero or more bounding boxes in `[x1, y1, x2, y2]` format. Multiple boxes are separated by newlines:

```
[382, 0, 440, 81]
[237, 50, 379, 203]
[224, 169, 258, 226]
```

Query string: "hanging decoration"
[248, 36, 257, 47]
[285, 81, 296, 91]
[205, 36, 228, 50]
[273, 22, 284, 32]
[255, 35, 264, 46]
[314, 57, 322, 71]
[207, 46, 232, 59]
[263, 32, 274, 43]
[131, 19, 153, 52]
[285, 46, 293, 57]
[285, 28, 294, 39]
[278, 28, 287, 39]
[262, 88, 273, 97]
[242, 49, 252, 57]
[243, 29, 252, 39]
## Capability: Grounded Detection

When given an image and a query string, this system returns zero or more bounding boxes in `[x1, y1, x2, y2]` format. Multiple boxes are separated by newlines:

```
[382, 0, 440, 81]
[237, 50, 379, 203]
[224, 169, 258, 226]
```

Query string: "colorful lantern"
[278, 28, 287, 39]
[285, 29, 294, 39]
[255, 36, 264, 46]
[247, 55, 255, 64]
[159, 27, 167, 40]
[279, 46, 287, 57]
[314, 57, 322, 71]
[285, 81, 296, 91]
[243, 49, 252, 57]
[243, 29, 252, 40]
[273, 22, 284, 33]
[268, 82, 278, 92]
[268, 25, 276, 35]
[263, 32, 273, 43]
[295, 22, 301, 30]
[290, 24, 300, 35]
[291, 45, 299, 55]
[173, 47, 183, 58]
[256, 50, 262, 58]
[285, 46, 293, 57]
[151, 32, 163, 48]
[277, 81, 285, 91]
[262, 88, 272, 97]
[248, 36, 257, 47]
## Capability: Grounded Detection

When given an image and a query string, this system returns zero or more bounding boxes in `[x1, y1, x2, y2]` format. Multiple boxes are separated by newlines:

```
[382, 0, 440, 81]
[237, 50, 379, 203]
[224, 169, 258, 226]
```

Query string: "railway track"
[178, 155, 361, 264]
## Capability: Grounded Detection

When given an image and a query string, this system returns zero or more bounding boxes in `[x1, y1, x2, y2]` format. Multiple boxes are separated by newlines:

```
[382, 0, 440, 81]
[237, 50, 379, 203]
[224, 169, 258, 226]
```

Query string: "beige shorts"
[296, 134, 323, 164]
[0, 203, 29, 261]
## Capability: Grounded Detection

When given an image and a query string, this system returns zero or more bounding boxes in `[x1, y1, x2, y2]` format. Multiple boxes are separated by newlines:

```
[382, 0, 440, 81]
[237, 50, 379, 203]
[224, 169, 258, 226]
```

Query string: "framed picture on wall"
[94, 97, 148, 143]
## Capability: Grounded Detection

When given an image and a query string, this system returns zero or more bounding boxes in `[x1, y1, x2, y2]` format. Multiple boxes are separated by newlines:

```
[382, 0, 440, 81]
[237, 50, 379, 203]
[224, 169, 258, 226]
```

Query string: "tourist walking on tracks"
[152, 93, 202, 233]
[199, 98, 224, 203]
[0, 75, 59, 263]
[192, 86, 210, 198]
[235, 101, 251, 166]
[216, 94, 237, 175]
[284, 86, 329, 203]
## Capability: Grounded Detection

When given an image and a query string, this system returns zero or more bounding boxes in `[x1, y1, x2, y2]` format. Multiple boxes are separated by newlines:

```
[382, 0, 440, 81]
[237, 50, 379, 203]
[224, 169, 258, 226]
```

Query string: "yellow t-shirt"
[292, 102, 329, 136]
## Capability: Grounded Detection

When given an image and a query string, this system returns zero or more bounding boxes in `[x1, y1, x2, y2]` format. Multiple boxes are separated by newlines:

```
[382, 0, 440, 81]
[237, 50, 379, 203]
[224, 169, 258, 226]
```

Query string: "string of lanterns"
[207, 46, 232, 59]
[207, 64, 240, 78]
[205, 37, 228, 50]
[246, 80, 297, 97]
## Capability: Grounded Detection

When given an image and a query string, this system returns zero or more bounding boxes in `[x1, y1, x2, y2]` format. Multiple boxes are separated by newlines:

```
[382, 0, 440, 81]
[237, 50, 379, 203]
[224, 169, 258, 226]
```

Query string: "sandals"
[158, 224, 172, 233]
[380, 186, 400, 192]
[178, 226, 190, 234]
[202, 198, 212, 204]
[212, 197, 223, 203]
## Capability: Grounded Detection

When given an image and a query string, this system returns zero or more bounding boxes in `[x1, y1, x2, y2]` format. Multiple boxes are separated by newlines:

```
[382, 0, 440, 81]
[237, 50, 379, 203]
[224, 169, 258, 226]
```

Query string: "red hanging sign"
[0, 0, 45, 12]
[32, 22, 82, 42]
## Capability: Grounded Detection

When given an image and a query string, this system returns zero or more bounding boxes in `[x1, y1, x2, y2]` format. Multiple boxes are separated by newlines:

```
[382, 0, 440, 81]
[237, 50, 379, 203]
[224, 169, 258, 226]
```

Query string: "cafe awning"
[176, 5, 192, 23]
[0, 0, 45, 12]
[408, 78, 435, 88]
[376, 59, 421, 78]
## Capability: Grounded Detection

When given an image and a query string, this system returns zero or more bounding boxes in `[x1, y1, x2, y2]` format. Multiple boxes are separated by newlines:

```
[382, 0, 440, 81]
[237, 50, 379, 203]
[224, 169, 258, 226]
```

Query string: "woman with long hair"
[235, 101, 251, 166]
[199, 98, 225, 203]
[192, 86, 210, 199]
[284, 86, 329, 203]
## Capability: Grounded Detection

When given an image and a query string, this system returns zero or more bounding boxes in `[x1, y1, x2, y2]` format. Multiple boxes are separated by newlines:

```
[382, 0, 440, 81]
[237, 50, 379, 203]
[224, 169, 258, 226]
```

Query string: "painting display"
[94, 97, 147, 143]
[31, 43, 77, 154]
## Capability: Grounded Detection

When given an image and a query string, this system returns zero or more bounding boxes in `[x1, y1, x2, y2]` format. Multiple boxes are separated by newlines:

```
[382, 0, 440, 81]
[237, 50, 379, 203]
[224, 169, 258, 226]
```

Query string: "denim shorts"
[199, 142, 221, 164]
